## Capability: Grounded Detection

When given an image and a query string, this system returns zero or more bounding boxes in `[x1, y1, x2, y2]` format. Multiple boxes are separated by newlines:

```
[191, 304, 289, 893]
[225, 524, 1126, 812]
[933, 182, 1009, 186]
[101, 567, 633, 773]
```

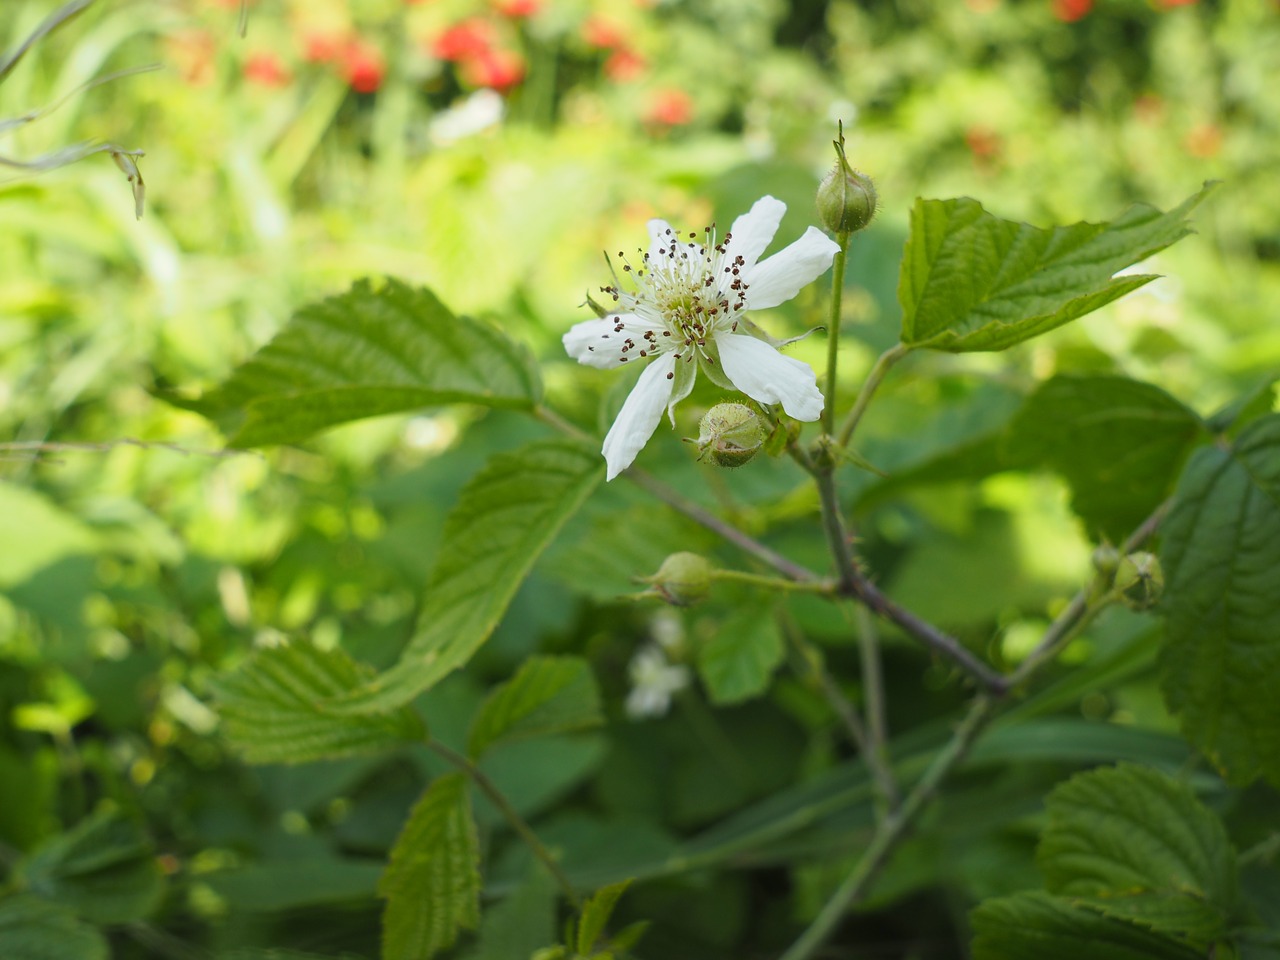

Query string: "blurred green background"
[1, 0, 1277, 956]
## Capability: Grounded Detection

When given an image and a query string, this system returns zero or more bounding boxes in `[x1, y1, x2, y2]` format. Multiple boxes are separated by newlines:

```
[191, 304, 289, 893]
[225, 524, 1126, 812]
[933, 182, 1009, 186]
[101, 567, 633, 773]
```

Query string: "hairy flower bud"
[817, 122, 876, 235]
[1114, 551, 1164, 610]
[1091, 543, 1121, 578]
[646, 552, 712, 607]
[696, 403, 766, 469]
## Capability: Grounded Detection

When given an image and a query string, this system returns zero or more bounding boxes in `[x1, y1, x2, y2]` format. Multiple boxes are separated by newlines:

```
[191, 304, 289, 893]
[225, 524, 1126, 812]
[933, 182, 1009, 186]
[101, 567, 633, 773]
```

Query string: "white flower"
[625, 644, 690, 719]
[564, 196, 840, 480]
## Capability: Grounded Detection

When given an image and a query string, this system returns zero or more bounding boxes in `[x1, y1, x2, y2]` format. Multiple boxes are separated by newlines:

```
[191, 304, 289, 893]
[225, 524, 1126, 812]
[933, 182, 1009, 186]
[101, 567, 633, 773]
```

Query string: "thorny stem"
[429, 740, 582, 909]
[837, 342, 909, 450]
[710, 568, 837, 595]
[824, 231, 851, 437]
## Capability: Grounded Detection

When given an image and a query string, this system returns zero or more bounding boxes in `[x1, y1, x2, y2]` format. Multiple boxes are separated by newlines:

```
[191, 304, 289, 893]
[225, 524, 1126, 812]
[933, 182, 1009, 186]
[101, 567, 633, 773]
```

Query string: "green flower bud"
[696, 402, 766, 469]
[1114, 551, 1164, 610]
[646, 552, 712, 607]
[1091, 543, 1121, 578]
[817, 122, 877, 235]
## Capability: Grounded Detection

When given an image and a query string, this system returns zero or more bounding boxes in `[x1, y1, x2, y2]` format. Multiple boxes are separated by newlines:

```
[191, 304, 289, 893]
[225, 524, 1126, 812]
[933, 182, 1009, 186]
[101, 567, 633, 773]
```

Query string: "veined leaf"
[1159, 413, 1280, 786]
[576, 880, 631, 956]
[1006, 375, 1206, 540]
[182, 279, 541, 447]
[971, 892, 1207, 960]
[899, 183, 1216, 352]
[330, 439, 604, 715]
[212, 642, 423, 764]
[1037, 764, 1238, 943]
[380, 773, 481, 960]
[467, 656, 603, 760]
[19, 809, 162, 925]
[0, 896, 108, 960]
[696, 608, 784, 705]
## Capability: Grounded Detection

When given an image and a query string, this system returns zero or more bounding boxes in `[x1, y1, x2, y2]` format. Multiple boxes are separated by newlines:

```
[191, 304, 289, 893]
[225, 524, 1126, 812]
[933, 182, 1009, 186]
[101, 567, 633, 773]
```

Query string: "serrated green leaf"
[467, 657, 603, 760]
[1006, 375, 1206, 539]
[330, 439, 604, 714]
[971, 892, 1208, 960]
[212, 642, 423, 764]
[1158, 413, 1280, 786]
[182, 279, 541, 447]
[19, 809, 162, 925]
[899, 183, 1216, 352]
[696, 608, 784, 705]
[380, 773, 481, 960]
[1037, 764, 1237, 942]
[576, 880, 631, 956]
[0, 896, 108, 960]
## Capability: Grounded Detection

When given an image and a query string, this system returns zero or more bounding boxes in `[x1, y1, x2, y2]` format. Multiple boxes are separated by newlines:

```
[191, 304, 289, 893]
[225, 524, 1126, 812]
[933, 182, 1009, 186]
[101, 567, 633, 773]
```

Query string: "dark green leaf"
[212, 642, 423, 764]
[19, 809, 162, 924]
[1006, 375, 1206, 539]
[380, 773, 481, 960]
[0, 896, 108, 960]
[459, 871, 556, 960]
[467, 657, 603, 760]
[1037, 763, 1237, 942]
[183, 279, 540, 447]
[696, 608, 784, 705]
[330, 439, 604, 714]
[204, 859, 383, 912]
[576, 880, 631, 956]
[1159, 413, 1280, 786]
[972, 892, 1207, 960]
[899, 184, 1216, 352]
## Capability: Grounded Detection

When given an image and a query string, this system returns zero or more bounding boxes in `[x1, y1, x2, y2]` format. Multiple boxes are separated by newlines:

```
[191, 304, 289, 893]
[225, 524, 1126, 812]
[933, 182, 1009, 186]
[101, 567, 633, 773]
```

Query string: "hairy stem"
[837, 342, 909, 449]
[824, 231, 852, 437]
[430, 740, 582, 908]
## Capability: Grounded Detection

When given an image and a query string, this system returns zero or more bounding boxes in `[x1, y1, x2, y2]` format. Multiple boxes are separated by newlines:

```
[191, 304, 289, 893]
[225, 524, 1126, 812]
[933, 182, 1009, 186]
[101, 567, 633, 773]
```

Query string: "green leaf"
[972, 892, 1208, 960]
[0, 896, 108, 960]
[330, 439, 604, 714]
[183, 279, 541, 447]
[19, 809, 162, 924]
[380, 773, 481, 960]
[204, 859, 383, 912]
[576, 880, 631, 956]
[212, 642, 423, 764]
[696, 608, 784, 705]
[1037, 763, 1238, 942]
[1006, 375, 1206, 540]
[467, 656, 603, 760]
[899, 183, 1216, 352]
[1158, 413, 1280, 786]
[459, 871, 556, 960]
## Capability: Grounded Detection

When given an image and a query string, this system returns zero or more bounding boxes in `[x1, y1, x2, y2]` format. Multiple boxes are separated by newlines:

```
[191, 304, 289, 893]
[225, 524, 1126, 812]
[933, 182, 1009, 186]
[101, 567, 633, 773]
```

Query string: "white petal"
[715, 332, 824, 421]
[666, 355, 697, 426]
[742, 226, 840, 310]
[647, 218, 677, 262]
[724, 195, 785, 274]
[602, 353, 678, 480]
[563, 313, 664, 370]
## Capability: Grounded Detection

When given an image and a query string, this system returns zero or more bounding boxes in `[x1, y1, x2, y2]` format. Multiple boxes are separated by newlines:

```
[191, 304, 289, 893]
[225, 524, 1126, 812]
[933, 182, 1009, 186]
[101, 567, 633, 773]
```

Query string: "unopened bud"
[696, 403, 765, 469]
[1091, 544, 1121, 578]
[1114, 551, 1164, 610]
[646, 552, 712, 607]
[817, 122, 876, 235]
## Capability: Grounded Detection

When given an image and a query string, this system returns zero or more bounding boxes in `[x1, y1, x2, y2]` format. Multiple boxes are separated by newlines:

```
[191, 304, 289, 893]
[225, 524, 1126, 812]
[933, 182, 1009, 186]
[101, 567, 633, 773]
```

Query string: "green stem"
[824, 232, 851, 437]
[836, 343, 909, 449]
[856, 604, 897, 817]
[1240, 832, 1280, 867]
[430, 740, 582, 909]
[780, 695, 996, 960]
[710, 569, 836, 595]
[781, 613, 869, 756]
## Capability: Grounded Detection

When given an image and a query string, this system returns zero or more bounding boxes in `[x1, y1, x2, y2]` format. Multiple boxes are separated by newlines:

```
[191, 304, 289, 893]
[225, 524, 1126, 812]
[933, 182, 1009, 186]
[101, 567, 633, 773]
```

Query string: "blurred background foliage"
[1, 0, 1277, 957]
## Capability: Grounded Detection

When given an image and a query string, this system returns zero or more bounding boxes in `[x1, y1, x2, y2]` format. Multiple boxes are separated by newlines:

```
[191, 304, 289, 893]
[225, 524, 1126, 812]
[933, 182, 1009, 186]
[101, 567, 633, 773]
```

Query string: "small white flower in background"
[564, 196, 840, 480]
[625, 644, 690, 719]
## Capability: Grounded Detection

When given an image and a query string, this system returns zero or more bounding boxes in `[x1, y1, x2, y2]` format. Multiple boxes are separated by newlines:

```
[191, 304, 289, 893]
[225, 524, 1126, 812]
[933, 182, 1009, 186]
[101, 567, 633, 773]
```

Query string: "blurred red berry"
[461, 47, 526, 91]
[964, 125, 1002, 162]
[243, 51, 290, 87]
[605, 47, 647, 83]
[583, 15, 625, 50]
[303, 31, 345, 63]
[1158, 0, 1198, 5]
[495, 0, 541, 17]
[434, 19, 494, 61]
[1184, 123, 1222, 158]
[644, 88, 694, 127]
[1052, 0, 1092, 21]
[344, 41, 385, 93]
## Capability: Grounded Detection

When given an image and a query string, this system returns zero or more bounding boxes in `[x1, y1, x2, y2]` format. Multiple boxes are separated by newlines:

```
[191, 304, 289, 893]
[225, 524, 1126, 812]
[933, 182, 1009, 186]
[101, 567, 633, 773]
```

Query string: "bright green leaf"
[1159, 413, 1280, 786]
[899, 184, 1216, 352]
[212, 642, 423, 764]
[467, 656, 603, 760]
[697, 608, 784, 705]
[972, 891, 1208, 960]
[1037, 763, 1238, 942]
[0, 896, 108, 960]
[19, 809, 162, 924]
[182, 279, 541, 448]
[380, 773, 481, 960]
[576, 880, 631, 956]
[1006, 375, 1206, 540]
[330, 439, 604, 715]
